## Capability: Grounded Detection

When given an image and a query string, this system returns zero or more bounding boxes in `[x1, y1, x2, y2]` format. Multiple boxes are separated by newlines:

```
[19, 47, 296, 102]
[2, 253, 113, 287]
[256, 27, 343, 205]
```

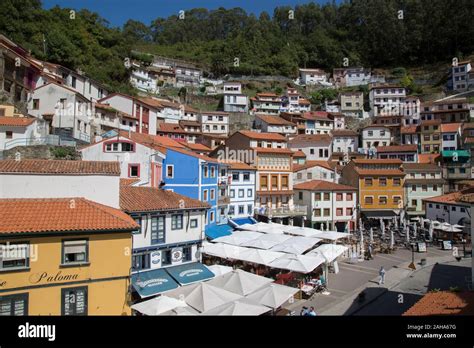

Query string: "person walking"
[378, 266, 386, 285]
[300, 306, 308, 316]
[307, 307, 317, 316]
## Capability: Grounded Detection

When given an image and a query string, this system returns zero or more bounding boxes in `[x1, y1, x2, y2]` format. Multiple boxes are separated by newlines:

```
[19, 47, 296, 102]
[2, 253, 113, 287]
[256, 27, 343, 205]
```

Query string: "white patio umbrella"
[207, 269, 274, 296]
[442, 225, 462, 233]
[393, 216, 398, 229]
[284, 226, 322, 237]
[268, 254, 326, 274]
[413, 222, 417, 240]
[213, 231, 263, 246]
[246, 283, 299, 309]
[390, 229, 394, 248]
[171, 282, 243, 313]
[411, 217, 421, 222]
[308, 244, 349, 263]
[206, 264, 233, 277]
[359, 218, 364, 231]
[380, 218, 385, 237]
[453, 224, 464, 229]
[429, 220, 434, 240]
[200, 242, 242, 259]
[359, 228, 364, 247]
[369, 227, 374, 243]
[160, 306, 199, 316]
[241, 233, 292, 250]
[237, 248, 285, 265]
[200, 299, 271, 316]
[406, 224, 410, 242]
[131, 296, 188, 316]
[270, 236, 321, 255]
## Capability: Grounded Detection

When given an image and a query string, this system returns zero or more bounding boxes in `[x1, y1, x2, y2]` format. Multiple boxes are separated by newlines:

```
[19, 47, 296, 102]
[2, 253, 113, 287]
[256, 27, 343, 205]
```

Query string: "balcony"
[255, 205, 307, 218]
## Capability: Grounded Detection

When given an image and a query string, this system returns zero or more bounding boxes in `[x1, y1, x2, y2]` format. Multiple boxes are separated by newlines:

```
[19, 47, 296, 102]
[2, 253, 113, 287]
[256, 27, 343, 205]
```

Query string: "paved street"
[286, 245, 470, 315]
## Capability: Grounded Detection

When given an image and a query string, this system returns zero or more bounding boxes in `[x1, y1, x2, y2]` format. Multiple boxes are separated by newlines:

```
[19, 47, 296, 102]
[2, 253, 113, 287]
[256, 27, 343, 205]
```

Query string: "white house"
[97, 93, 160, 135]
[288, 134, 332, 161]
[299, 68, 328, 85]
[300, 112, 334, 134]
[0, 159, 121, 208]
[91, 102, 138, 139]
[200, 111, 229, 136]
[293, 160, 338, 185]
[251, 93, 282, 115]
[79, 131, 167, 187]
[451, 61, 472, 92]
[294, 180, 357, 231]
[28, 82, 92, 143]
[219, 161, 256, 219]
[441, 123, 462, 151]
[369, 85, 406, 116]
[130, 61, 158, 94]
[254, 114, 297, 136]
[0, 116, 46, 150]
[401, 96, 421, 126]
[424, 188, 472, 229]
[223, 82, 248, 113]
[361, 125, 391, 149]
[344, 68, 371, 87]
[331, 129, 359, 154]
[339, 92, 364, 118]
[281, 88, 311, 113]
[120, 186, 211, 294]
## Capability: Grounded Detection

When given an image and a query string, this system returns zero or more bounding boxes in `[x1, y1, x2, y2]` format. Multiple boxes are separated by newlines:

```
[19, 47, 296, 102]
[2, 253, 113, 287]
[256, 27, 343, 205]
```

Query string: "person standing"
[379, 266, 386, 285]
[307, 307, 317, 316]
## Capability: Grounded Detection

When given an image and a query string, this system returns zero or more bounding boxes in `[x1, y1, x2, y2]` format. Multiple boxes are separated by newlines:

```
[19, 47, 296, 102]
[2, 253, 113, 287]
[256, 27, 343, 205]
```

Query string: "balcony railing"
[255, 205, 307, 217]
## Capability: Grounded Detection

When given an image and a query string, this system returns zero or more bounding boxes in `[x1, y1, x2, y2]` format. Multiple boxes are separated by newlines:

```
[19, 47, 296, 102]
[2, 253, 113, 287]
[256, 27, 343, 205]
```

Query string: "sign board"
[442, 241, 452, 250]
[417, 242, 427, 253]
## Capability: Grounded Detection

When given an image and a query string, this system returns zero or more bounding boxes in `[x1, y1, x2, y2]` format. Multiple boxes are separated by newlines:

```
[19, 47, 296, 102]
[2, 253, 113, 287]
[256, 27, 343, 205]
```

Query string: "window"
[365, 178, 373, 186]
[433, 185, 438, 192]
[346, 208, 353, 216]
[71, 76, 77, 89]
[204, 166, 209, 178]
[260, 176, 268, 190]
[238, 206, 245, 214]
[33, 99, 40, 110]
[247, 205, 253, 214]
[166, 165, 174, 178]
[314, 209, 321, 217]
[451, 206, 456, 212]
[210, 189, 215, 200]
[393, 178, 401, 186]
[271, 176, 278, 190]
[323, 208, 330, 216]
[62, 240, 88, 265]
[422, 185, 427, 192]
[151, 216, 165, 243]
[307, 173, 312, 180]
[315, 193, 321, 201]
[298, 192, 303, 200]
[162, 250, 171, 266]
[379, 178, 387, 186]
[297, 173, 302, 180]
[132, 252, 150, 271]
[210, 166, 216, 178]
[0, 293, 28, 316]
[336, 193, 343, 201]
[247, 189, 252, 197]
[183, 247, 192, 262]
[229, 189, 235, 198]
[122, 142, 134, 152]
[203, 190, 208, 200]
[209, 211, 215, 223]
[0, 242, 30, 270]
[379, 196, 387, 205]
[61, 287, 87, 318]
[393, 196, 401, 205]
[243, 172, 250, 181]
[324, 193, 330, 201]
[336, 208, 343, 216]
[128, 164, 139, 178]
[346, 193, 353, 201]
[365, 196, 373, 204]
[281, 176, 289, 190]
[460, 208, 466, 213]
[172, 215, 183, 230]
[5, 131, 12, 139]
[232, 173, 239, 181]
[238, 189, 244, 198]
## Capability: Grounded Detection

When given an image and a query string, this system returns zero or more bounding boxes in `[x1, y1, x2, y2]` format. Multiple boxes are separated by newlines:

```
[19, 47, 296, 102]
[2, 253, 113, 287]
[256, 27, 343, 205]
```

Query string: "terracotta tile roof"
[298, 98, 311, 105]
[256, 114, 295, 126]
[182, 142, 211, 152]
[200, 111, 229, 116]
[353, 159, 403, 165]
[404, 178, 445, 185]
[137, 97, 164, 109]
[253, 147, 294, 155]
[216, 160, 256, 170]
[293, 150, 306, 158]
[120, 178, 140, 186]
[238, 130, 287, 141]
[120, 186, 210, 212]
[423, 188, 474, 204]
[180, 120, 201, 127]
[301, 111, 332, 121]
[421, 119, 442, 126]
[119, 130, 185, 151]
[256, 92, 279, 98]
[157, 123, 187, 134]
[369, 84, 404, 90]
[376, 144, 417, 153]
[363, 125, 391, 130]
[184, 105, 199, 113]
[0, 116, 36, 127]
[418, 153, 441, 164]
[299, 68, 326, 74]
[289, 134, 332, 145]
[403, 292, 474, 316]
[331, 129, 358, 136]
[0, 198, 138, 235]
[401, 125, 419, 134]
[0, 159, 120, 175]
[441, 123, 462, 133]
[293, 160, 334, 172]
[294, 180, 357, 191]
[403, 163, 442, 172]
[462, 122, 474, 130]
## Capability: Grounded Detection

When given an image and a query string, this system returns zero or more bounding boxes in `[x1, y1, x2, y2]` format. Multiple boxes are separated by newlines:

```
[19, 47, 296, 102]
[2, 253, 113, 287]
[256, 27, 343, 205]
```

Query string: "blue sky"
[42, 0, 334, 27]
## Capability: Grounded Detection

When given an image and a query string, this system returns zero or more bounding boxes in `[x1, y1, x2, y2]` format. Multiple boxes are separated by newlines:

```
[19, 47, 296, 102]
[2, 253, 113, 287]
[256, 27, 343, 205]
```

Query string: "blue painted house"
[162, 148, 220, 227]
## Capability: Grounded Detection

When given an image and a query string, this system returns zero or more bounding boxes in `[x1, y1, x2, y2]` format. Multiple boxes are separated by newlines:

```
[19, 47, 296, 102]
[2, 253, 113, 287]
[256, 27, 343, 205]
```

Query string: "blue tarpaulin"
[205, 224, 233, 239]
[166, 262, 215, 285]
[230, 217, 256, 226]
[131, 268, 180, 298]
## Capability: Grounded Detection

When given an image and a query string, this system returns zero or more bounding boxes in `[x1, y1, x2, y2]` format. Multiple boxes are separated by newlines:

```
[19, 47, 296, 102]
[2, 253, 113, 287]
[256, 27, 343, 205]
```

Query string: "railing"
[255, 205, 307, 217]
[3, 135, 76, 150]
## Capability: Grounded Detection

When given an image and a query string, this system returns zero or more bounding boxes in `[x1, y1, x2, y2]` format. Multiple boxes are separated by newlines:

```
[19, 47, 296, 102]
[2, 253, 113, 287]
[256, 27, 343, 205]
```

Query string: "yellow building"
[341, 159, 405, 221]
[0, 198, 138, 316]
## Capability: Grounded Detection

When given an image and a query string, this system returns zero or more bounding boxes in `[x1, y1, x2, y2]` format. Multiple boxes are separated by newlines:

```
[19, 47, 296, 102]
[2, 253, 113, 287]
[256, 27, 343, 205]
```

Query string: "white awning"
[308, 244, 349, 263]
[268, 254, 326, 274]
[200, 299, 272, 316]
[270, 236, 321, 255]
[283, 226, 324, 237]
[246, 283, 299, 309]
[213, 231, 264, 246]
[314, 231, 351, 241]
[240, 233, 292, 250]
[207, 269, 274, 296]
[238, 248, 286, 265]
[131, 295, 188, 316]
